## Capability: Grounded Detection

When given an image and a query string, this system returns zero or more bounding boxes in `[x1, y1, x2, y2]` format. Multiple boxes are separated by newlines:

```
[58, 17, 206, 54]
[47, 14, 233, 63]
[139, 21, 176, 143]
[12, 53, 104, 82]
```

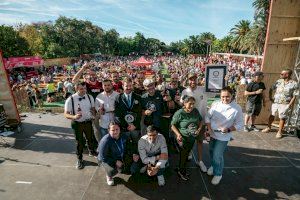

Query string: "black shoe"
[244, 126, 250, 132]
[89, 151, 98, 158]
[250, 125, 260, 132]
[177, 170, 189, 181]
[76, 159, 84, 170]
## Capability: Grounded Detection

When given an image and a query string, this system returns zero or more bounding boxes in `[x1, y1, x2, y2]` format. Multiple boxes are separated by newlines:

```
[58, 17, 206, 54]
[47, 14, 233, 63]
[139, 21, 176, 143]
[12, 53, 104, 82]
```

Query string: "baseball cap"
[253, 71, 264, 77]
[143, 79, 155, 87]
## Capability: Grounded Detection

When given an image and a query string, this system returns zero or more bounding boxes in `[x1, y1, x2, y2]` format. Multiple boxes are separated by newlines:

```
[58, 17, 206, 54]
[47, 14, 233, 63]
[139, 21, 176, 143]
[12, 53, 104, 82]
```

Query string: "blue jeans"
[209, 138, 228, 176]
[99, 127, 108, 139]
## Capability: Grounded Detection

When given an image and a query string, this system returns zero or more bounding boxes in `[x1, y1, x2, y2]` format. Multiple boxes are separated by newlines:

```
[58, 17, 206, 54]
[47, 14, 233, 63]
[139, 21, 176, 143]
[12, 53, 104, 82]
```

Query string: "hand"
[147, 165, 159, 176]
[163, 95, 171, 102]
[220, 127, 228, 133]
[74, 113, 82, 120]
[116, 160, 123, 168]
[145, 110, 153, 116]
[82, 62, 89, 70]
[176, 134, 183, 143]
[90, 108, 96, 116]
[127, 124, 136, 131]
[256, 89, 263, 94]
[132, 154, 139, 162]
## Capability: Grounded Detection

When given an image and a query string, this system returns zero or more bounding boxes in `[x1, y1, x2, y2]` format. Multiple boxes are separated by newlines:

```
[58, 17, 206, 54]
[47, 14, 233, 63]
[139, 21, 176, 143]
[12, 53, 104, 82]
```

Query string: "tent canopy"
[131, 56, 153, 67]
[4, 56, 44, 69]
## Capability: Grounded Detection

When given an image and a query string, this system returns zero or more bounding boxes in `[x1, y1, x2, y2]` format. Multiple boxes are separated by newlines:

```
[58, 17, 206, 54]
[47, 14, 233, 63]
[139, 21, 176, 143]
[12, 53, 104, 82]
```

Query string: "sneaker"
[188, 152, 193, 161]
[89, 151, 98, 158]
[244, 126, 250, 132]
[76, 159, 84, 170]
[207, 166, 213, 176]
[262, 127, 271, 133]
[139, 165, 147, 173]
[157, 175, 165, 186]
[276, 132, 283, 139]
[198, 161, 207, 172]
[177, 170, 189, 181]
[211, 175, 222, 185]
[106, 176, 114, 186]
[250, 125, 260, 132]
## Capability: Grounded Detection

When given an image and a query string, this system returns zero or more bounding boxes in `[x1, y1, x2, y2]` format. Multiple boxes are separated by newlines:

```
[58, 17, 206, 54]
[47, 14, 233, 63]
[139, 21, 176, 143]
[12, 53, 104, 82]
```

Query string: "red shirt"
[85, 80, 103, 99]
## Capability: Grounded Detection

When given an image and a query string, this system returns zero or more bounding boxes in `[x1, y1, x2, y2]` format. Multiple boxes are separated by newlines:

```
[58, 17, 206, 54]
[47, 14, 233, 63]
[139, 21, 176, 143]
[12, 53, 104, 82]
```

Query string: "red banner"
[4, 56, 44, 69]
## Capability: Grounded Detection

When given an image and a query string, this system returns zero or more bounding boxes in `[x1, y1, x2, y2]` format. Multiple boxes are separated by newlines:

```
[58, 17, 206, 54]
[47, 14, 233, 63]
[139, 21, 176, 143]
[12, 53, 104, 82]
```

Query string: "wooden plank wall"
[0, 51, 20, 122]
[257, 0, 300, 124]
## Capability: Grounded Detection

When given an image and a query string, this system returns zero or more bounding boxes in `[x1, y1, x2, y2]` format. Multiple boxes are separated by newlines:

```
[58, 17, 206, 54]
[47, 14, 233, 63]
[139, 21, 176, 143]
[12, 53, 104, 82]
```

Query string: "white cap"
[143, 79, 155, 87]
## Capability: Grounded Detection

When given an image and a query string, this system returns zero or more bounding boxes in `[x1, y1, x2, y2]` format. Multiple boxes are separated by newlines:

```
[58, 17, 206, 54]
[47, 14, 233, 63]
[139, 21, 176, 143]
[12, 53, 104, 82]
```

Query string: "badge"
[124, 112, 136, 124]
[134, 100, 139, 104]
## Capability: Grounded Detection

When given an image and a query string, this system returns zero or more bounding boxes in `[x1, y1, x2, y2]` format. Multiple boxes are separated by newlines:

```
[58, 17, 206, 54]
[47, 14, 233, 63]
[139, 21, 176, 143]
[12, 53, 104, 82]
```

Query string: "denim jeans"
[209, 138, 228, 176]
[99, 127, 108, 139]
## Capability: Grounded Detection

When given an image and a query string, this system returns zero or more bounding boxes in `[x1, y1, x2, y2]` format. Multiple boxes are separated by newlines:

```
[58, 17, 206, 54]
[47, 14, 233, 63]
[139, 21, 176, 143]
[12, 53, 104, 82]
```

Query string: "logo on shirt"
[146, 101, 156, 112]
[187, 123, 198, 137]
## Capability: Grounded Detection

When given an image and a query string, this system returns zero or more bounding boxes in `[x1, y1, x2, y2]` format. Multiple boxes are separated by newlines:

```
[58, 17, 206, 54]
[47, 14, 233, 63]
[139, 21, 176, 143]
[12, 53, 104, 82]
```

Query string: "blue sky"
[0, 0, 254, 44]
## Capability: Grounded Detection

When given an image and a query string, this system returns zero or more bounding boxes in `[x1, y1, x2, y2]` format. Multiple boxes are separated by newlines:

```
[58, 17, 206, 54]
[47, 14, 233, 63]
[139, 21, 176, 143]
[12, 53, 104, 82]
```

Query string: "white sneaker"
[106, 176, 114, 186]
[188, 152, 193, 160]
[207, 166, 213, 176]
[139, 165, 147, 173]
[211, 175, 222, 185]
[198, 161, 207, 172]
[276, 132, 283, 139]
[157, 175, 165, 186]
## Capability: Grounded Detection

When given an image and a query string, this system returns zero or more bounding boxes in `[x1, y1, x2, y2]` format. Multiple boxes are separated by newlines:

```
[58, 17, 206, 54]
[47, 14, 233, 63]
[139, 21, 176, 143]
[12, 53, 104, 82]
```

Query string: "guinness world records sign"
[205, 65, 227, 93]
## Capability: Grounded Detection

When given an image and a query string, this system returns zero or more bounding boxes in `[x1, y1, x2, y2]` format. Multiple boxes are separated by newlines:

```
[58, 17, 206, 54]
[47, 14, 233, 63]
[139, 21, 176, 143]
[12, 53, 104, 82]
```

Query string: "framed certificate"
[205, 65, 227, 93]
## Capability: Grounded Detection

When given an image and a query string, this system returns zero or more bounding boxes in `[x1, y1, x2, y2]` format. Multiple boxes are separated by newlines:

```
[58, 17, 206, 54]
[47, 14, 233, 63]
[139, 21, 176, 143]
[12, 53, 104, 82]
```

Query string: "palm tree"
[229, 20, 251, 52]
[252, 0, 271, 54]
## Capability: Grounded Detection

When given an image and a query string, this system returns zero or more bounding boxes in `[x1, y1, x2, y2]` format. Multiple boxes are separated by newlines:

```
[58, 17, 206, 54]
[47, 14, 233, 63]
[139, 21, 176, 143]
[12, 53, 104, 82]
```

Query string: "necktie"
[127, 95, 131, 106]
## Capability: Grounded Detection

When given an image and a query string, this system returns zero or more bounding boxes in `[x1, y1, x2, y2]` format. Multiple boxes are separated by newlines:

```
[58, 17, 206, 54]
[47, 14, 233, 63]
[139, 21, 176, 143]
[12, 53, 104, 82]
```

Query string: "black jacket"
[114, 92, 143, 131]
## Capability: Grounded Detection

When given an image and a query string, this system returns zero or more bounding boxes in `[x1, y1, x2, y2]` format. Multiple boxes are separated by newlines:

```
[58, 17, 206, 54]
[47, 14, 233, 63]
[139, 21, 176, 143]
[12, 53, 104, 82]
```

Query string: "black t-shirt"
[141, 91, 165, 128]
[246, 81, 266, 103]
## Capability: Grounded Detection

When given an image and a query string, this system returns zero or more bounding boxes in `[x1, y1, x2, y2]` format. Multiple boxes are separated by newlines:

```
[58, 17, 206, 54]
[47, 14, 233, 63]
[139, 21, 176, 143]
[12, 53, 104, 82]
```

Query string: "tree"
[17, 24, 44, 56]
[101, 29, 119, 55]
[0, 25, 31, 57]
[229, 20, 251, 51]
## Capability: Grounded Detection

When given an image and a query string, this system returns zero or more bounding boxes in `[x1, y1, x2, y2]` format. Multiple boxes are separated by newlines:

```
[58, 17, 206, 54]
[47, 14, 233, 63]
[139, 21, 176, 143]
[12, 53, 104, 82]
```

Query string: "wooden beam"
[283, 37, 300, 41]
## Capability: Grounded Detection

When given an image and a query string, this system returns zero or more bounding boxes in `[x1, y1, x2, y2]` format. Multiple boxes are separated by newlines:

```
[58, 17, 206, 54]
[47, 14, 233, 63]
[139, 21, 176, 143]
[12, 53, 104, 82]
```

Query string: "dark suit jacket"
[115, 92, 143, 131]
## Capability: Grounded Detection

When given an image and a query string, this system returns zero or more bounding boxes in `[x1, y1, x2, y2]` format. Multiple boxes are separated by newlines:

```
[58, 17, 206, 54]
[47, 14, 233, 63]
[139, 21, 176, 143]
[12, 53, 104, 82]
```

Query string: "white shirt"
[205, 100, 243, 141]
[64, 93, 95, 122]
[181, 86, 208, 118]
[138, 134, 168, 168]
[95, 91, 119, 129]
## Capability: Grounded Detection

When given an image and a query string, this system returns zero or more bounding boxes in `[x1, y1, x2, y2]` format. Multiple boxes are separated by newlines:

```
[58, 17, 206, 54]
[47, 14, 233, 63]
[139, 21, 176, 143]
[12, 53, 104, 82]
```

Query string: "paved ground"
[0, 112, 299, 200]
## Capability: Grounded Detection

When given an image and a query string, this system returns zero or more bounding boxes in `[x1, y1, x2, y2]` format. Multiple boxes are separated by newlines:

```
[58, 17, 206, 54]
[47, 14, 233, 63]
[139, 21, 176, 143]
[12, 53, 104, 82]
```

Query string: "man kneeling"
[137, 125, 168, 186]
[98, 122, 139, 186]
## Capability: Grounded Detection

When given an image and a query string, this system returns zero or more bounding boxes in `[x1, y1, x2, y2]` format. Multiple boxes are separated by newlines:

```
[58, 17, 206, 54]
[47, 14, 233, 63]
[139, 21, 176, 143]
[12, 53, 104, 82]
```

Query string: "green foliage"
[0, 1, 270, 58]
[0, 25, 31, 57]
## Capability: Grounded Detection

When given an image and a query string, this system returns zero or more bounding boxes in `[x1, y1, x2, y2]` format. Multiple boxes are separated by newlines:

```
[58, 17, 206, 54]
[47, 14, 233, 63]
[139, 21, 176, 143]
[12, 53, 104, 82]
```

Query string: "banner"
[4, 56, 44, 69]
[205, 65, 227, 93]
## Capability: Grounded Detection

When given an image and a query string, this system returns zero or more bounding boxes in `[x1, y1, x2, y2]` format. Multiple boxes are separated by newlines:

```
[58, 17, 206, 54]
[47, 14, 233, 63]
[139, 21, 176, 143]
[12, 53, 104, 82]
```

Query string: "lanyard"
[114, 138, 124, 158]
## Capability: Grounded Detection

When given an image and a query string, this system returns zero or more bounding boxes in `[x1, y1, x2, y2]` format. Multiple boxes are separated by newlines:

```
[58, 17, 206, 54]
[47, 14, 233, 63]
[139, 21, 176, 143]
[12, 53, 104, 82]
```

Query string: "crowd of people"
[60, 57, 298, 188]
[7, 55, 298, 186]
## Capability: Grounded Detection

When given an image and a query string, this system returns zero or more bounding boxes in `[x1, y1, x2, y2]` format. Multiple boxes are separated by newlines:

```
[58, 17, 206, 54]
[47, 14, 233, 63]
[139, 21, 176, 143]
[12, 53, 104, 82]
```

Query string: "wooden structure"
[256, 0, 300, 124]
[0, 51, 20, 124]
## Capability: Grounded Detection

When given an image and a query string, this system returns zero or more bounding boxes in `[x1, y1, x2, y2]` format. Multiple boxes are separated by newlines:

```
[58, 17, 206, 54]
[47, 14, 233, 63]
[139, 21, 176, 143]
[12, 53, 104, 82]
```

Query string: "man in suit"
[115, 77, 143, 143]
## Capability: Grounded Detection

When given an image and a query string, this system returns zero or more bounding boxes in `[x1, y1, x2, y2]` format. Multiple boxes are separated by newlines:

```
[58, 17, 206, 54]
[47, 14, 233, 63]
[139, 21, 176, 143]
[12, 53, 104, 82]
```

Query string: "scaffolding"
[283, 37, 300, 135]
